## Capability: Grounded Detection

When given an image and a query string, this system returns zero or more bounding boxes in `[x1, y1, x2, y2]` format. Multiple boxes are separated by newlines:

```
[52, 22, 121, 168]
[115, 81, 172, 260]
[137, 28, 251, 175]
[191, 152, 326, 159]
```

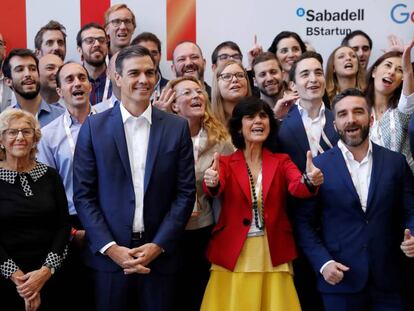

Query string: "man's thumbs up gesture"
[204, 152, 220, 188]
[305, 151, 324, 186]
[401, 229, 414, 257]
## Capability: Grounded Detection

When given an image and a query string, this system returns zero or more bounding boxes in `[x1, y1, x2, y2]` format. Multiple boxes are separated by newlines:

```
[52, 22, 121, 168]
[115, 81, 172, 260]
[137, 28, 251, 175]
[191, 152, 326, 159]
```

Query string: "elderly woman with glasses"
[0, 109, 70, 311]
[211, 60, 252, 126]
[201, 97, 323, 311]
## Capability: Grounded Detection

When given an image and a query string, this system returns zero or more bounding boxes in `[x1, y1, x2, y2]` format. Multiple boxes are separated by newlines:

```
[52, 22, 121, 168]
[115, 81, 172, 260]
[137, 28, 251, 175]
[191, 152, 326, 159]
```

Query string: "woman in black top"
[0, 109, 70, 311]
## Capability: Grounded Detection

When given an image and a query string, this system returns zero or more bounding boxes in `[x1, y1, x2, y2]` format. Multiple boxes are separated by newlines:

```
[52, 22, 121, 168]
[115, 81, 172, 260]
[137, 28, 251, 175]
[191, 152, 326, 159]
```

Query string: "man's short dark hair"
[76, 23, 106, 48]
[289, 51, 323, 83]
[2, 48, 39, 79]
[229, 96, 278, 150]
[331, 88, 370, 114]
[252, 52, 281, 75]
[115, 45, 155, 75]
[131, 32, 162, 53]
[341, 30, 373, 49]
[211, 41, 242, 65]
[55, 61, 90, 88]
[34, 20, 67, 50]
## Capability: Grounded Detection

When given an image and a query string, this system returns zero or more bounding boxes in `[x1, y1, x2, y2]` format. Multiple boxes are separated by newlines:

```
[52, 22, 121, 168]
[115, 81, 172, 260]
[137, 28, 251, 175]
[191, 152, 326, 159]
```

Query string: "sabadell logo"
[390, 3, 414, 24]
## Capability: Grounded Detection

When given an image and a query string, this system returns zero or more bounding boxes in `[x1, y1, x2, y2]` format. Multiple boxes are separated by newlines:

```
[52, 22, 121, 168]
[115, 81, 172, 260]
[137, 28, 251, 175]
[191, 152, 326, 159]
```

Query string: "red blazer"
[203, 148, 315, 271]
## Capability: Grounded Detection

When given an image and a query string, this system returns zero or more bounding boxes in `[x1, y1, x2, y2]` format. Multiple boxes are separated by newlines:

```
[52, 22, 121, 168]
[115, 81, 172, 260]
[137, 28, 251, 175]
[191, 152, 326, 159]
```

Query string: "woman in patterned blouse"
[0, 109, 70, 311]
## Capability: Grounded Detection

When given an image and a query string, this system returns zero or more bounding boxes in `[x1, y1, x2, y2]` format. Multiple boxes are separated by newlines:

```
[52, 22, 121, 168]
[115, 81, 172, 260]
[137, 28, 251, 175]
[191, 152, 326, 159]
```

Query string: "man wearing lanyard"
[73, 45, 195, 311]
[295, 88, 414, 311]
[277, 51, 338, 311]
[2, 48, 64, 127]
[77, 23, 111, 106]
[95, 51, 120, 113]
[37, 61, 95, 310]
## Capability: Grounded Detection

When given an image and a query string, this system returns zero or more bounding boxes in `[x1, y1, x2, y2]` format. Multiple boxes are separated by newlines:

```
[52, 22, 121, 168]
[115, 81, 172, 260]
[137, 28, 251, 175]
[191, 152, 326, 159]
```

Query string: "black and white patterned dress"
[0, 162, 70, 310]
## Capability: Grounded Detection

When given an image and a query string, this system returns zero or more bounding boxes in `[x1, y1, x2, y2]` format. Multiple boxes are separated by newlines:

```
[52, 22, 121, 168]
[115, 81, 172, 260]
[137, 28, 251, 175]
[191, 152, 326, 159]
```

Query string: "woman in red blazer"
[200, 97, 323, 311]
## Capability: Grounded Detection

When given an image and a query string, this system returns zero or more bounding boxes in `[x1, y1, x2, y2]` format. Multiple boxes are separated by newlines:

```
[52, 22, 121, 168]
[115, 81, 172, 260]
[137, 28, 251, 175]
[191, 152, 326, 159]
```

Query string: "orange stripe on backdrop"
[0, 0, 27, 53]
[167, 0, 196, 60]
[80, 0, 110, 27]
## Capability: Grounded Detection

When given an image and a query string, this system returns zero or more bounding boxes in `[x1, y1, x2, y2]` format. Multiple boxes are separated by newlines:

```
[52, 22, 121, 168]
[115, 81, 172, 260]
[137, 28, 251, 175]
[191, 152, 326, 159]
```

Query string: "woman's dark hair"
[365, 51, 402, 109]
[268, 31, 307, 55]
[229, 96, 279, 150]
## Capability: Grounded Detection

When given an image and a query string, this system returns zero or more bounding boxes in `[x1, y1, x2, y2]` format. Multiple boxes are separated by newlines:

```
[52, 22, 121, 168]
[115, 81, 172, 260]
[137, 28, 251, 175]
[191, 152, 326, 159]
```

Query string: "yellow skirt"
[200, 234, 301, 311]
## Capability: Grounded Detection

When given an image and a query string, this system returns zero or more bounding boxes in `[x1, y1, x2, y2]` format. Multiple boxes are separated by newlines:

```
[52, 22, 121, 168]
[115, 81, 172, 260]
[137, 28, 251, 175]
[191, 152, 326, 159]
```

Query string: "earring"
[0, 145, 4, 149]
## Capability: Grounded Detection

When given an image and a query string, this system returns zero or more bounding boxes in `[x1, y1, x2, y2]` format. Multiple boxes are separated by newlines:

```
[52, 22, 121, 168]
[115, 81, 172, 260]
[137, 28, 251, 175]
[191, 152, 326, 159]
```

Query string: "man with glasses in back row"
[104, 3, 137, 58]
[77, 23, 111, 105]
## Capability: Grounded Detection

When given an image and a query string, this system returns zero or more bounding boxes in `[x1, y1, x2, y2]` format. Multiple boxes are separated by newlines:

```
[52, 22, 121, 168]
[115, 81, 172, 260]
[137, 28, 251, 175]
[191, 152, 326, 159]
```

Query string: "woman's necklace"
[246, 162, 264, 230]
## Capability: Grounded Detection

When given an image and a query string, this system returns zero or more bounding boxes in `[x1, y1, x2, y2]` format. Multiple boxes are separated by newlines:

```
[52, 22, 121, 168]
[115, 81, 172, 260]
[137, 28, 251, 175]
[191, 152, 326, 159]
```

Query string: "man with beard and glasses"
[38, 53, 64, 108]
[171, 41, 211, 98]
[34, 20, 67, 61]
[252, 52, 299, 119]
[0, 32, 13, 112]
[77, 23, 111, 106]
[295, 88, 414, 311]
[2, 49, 64, 127]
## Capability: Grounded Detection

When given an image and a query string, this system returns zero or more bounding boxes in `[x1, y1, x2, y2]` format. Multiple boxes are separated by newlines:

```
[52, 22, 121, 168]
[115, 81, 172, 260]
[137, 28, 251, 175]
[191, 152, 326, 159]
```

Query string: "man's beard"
[338, 123, 370, 147]
[13, 81, 41, 100]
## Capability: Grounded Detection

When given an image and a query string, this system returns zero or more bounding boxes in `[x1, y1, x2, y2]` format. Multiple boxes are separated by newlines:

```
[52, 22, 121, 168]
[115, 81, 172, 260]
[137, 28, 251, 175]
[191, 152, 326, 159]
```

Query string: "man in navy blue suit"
[295, 88, 414, 311]
[73, 45, 196, 311]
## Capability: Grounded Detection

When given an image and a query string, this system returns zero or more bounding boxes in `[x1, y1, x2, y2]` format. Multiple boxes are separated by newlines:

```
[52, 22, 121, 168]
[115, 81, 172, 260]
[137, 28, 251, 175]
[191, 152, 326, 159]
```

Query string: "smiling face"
[333, 46, 359, 78]
[78, 27, 108, 67]
[372, 56, 403, 97]
[291, 57, 325, 104]
[172, 42, 205, 80]
[106, 8, 136, 52]
[218, 63, 248, 103]
[1, 117, 35, 160]
[57, 63, 92, 109]
[172, 80, 206, 121]
[253, 59, 283, 98]
[334, 96, 372, 147]
[115, 55, 156, 106]
[39, 54, 63, 92]
[6, 56, 41, 100]
[241, 110, 270, 146]
[276, 37, 303, 73]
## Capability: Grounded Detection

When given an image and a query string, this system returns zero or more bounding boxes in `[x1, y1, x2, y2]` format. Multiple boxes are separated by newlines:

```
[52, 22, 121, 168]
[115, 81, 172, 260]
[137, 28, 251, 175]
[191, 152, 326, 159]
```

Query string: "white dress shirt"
[120, 103, 152, 233]
[320, 140, 373, 274]
[297, 101, 326, 157]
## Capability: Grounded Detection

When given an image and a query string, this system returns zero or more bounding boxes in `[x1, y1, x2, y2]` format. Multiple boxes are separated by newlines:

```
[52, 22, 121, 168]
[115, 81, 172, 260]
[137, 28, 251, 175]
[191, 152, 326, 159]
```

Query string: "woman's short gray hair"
[0, 109, 42, 160]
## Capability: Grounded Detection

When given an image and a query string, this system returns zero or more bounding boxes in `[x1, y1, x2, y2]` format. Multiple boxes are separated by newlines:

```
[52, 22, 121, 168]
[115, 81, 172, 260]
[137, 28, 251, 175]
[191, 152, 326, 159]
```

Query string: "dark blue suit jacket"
[278, 105, 338, 172]
[295, 143, 414, 293]
[73, 105, 196, 273]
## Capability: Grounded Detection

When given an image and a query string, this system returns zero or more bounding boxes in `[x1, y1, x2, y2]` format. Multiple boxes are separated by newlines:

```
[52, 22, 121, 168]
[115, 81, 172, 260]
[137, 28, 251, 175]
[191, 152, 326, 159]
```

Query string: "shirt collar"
[88, 70, 107, 84]
[64, 106, 94, 126]
[120, 102, 152, 125]
[0, 162, 48, 184]
[13, 98, 50, 113]
[297, 100, 325, 119]
[338, 139, 373, 162]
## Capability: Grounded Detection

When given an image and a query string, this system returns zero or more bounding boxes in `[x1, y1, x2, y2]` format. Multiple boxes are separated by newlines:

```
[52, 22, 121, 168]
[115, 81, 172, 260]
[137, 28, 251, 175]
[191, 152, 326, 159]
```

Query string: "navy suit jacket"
[278, 105, 338, 172]
[295, 143, 414, 293]
[73, 104, 196, 273]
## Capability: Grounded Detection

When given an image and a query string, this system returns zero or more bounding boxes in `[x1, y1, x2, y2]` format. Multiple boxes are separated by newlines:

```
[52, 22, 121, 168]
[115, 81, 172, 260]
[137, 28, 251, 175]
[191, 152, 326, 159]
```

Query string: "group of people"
[1, 3, 414, 311]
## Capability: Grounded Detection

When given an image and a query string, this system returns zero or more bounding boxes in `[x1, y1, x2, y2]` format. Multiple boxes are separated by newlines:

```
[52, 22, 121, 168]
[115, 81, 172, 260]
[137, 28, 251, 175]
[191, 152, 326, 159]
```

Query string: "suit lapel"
[331, 147, 360, 200]
[285, 106, 310, 154]
[319, 109, 337, 151]
[111, 105, 132, 181]
[144, 107, 163, 193]
[230, 150, 252, 206]
[366, 144, 382, 212]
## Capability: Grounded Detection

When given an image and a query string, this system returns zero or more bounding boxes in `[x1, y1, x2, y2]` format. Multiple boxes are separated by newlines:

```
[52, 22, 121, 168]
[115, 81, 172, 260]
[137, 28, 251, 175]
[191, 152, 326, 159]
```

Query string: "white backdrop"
[18, 0, 414, 83]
